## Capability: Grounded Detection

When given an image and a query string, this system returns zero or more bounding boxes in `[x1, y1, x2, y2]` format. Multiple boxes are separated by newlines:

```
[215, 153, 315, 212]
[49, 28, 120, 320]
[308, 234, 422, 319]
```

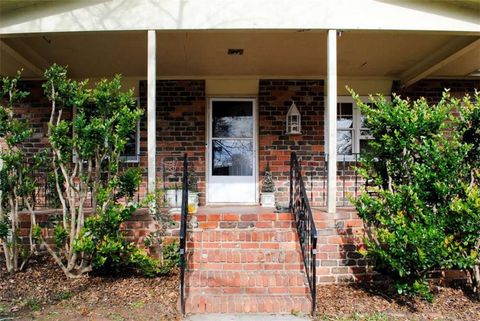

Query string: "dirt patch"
[0, 255, 179, 321]
[316, 282, 479, 321]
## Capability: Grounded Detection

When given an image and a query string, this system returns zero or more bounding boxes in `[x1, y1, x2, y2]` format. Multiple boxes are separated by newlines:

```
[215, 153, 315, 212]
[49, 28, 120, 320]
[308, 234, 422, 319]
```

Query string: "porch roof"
[0, 30, 479, 93]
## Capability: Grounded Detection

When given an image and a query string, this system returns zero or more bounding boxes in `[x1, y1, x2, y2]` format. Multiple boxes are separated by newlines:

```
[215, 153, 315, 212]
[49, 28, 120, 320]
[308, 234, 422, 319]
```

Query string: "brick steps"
[188, 249, 303, 267]
[187, 271, 308, 292]
[184, 211, 311, 314]
[186, 294, 311, 314]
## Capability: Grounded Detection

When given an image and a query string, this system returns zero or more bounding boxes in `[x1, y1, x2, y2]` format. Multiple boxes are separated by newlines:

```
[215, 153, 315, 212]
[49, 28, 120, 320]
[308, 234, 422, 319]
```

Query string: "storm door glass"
[211, 101, 253, 176]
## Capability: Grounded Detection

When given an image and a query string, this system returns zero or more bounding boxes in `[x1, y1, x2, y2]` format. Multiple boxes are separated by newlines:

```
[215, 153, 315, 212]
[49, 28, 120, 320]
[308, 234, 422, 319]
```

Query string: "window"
[336, 96, 375, 158]
[120, 120, 140, 163]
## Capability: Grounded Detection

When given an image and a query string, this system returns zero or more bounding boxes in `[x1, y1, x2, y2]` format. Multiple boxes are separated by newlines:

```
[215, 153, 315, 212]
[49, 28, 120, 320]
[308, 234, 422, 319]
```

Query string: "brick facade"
[258, 80, 325, 206]
[392, 79, 480, 103]
[139, 80, 207, 204]
[0, 81, 71, 157]
[5, 78, 478, 296]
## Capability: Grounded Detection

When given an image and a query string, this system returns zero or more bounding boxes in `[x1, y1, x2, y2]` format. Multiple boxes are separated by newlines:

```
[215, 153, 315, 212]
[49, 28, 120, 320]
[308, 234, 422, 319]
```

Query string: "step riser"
[188, 230, 299, 242]
[188, 271, 307, 288]
[186, 295, 312, 314]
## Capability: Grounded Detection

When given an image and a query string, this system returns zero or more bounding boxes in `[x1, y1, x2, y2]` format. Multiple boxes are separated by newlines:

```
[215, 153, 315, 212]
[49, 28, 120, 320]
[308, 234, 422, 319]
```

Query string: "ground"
[1, 255, 479, 321]
[315, 283, 480, 321]
[0, 255, 179, 321]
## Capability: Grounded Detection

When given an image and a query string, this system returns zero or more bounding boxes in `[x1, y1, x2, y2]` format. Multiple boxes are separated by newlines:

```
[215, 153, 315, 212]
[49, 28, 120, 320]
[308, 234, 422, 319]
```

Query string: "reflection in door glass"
[212, 139, 253, 176]
[212, 101, 253, 138]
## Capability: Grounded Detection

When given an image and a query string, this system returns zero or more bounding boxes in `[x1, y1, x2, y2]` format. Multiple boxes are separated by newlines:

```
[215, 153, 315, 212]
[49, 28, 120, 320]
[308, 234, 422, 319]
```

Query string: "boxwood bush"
[351, 90, 480, 300]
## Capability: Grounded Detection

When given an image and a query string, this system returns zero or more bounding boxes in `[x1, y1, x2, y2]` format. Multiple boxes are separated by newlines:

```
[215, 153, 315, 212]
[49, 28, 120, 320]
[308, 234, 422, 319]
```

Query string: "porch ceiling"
[0, 30, 479, 82]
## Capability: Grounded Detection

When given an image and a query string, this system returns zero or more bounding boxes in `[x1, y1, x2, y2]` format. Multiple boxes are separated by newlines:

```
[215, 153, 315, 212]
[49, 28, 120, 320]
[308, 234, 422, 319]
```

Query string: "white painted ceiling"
[0, 30, 479, 80]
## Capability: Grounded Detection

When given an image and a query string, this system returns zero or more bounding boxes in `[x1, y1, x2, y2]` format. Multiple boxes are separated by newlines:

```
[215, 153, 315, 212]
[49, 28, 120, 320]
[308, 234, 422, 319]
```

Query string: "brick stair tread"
[187, 270, 307, 287]
[186, 294, 312, 314]
[187, 248, 302, 265]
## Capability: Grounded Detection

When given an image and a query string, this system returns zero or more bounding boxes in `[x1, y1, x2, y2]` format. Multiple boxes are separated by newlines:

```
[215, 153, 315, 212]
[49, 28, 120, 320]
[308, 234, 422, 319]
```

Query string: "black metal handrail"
[299, 152, 363, 207]
[289, 152, 318, 316]
[179, 153, 188, 317]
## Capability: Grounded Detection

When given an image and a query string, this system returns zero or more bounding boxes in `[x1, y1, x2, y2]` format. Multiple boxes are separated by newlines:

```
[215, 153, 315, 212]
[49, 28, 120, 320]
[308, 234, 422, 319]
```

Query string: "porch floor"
[191, 205, 355, 215]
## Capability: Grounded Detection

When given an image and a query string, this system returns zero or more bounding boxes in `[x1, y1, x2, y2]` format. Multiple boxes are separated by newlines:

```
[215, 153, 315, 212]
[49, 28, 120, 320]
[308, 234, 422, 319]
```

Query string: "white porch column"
[327, 30, 337, 214]
[147, 30, 156, 193]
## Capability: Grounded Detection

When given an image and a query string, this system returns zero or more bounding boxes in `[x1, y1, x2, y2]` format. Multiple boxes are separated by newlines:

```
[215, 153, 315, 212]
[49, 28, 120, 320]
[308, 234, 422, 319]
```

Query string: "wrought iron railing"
[28, 157, 142, 209]
[179, 153, 188, 317]
[298, 152, 364, 207]
[289, 152, 318, 315]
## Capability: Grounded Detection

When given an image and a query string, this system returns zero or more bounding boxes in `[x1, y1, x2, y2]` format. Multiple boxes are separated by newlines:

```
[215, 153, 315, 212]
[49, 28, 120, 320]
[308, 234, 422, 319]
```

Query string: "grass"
[23, 297, 41, 312]
[129, 300, 145, 309]
[53, 290, 73, 301]
[108, 312, 125, 321]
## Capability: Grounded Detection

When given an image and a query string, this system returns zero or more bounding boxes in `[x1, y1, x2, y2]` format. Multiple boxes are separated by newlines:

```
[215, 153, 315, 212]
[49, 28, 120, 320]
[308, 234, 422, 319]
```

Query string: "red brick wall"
[138, 80, 206, 204]
[258, 80, 325, 206]
[392, 79, 480, 103]
[1, 81, 71, 157]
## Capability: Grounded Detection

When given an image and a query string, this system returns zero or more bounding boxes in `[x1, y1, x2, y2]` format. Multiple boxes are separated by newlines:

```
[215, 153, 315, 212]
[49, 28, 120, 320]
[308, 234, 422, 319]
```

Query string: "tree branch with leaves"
[41, 64, 144, 278]
[0, 71, 46, 273]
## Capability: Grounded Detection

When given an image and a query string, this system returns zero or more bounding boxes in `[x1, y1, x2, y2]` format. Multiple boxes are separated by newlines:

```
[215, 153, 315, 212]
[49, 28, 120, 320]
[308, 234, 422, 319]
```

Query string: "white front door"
[207, 98, 257, 203]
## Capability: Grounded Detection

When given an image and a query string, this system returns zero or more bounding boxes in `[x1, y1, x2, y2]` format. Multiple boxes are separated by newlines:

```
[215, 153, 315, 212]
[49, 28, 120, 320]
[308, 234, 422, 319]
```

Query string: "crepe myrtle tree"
[351, 89, 480, 300]
[0, 71, 46, 272]
[40, 64, 143, 277]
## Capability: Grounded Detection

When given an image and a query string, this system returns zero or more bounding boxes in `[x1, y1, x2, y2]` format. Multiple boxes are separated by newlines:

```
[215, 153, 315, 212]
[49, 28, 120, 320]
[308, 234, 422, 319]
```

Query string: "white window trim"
[325, 95, 390, 162]
[119, 120, 141, 163]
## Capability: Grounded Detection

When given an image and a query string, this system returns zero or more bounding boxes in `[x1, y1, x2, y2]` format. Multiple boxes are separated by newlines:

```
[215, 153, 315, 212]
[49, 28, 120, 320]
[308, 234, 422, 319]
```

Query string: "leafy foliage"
[41, 64, 148, 277]
[159, 241, 180, 274]
[116, 168, 142, 202]
[352, 90, 480, 299]
[74, 202, 177, 277]
[0, 71, 45, 272]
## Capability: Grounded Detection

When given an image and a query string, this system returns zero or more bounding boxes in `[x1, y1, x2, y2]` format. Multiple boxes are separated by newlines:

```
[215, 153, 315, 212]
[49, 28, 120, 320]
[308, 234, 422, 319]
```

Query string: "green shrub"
[0, 71, 46, 272]
[160, 241, 180, 274]
[116, 168, 142, 202]
[73, 203, 171, 277]
[352, 90, 480, 299]
[53, 224, 68, 248]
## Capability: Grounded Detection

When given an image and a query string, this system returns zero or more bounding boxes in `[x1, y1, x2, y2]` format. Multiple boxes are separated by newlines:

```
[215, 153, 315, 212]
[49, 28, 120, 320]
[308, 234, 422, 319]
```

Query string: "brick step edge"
[187, 249, 303, 265]
[187, 270, 307, 288]
[185, 294, 312, 314]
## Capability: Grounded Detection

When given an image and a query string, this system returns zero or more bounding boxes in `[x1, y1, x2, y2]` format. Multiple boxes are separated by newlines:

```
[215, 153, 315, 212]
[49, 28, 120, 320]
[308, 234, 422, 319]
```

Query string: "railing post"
[179, 153, 188, 317]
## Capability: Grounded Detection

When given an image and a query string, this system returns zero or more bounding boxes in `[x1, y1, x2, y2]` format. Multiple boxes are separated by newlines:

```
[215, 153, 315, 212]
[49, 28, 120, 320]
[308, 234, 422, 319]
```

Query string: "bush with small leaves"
[352, 89, 480, 300]
[0, 71, 46, 272]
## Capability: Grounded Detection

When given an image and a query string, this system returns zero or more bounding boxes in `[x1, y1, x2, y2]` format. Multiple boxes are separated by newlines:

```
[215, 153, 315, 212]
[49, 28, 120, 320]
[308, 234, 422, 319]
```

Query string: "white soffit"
[0, 0, 479, 35]
[1, 31, 478, 79]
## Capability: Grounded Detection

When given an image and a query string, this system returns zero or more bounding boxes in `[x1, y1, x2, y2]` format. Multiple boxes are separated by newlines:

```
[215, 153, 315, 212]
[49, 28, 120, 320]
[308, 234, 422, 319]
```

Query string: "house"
[1, 0, 479, 315]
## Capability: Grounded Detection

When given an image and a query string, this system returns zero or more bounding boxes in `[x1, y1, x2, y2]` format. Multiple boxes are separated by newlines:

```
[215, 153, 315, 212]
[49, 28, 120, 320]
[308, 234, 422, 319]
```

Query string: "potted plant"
[165, 183, 183, 209]
[164, 169, 199, 213]
[261, 163, 275, 207]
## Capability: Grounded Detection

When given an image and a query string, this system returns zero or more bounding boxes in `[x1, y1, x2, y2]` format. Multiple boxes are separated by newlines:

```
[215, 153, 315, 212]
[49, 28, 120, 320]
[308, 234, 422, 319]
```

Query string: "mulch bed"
[0, 255, 179, 321]
[316, 282, 480, 320]
[1, 255, 479, 321]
